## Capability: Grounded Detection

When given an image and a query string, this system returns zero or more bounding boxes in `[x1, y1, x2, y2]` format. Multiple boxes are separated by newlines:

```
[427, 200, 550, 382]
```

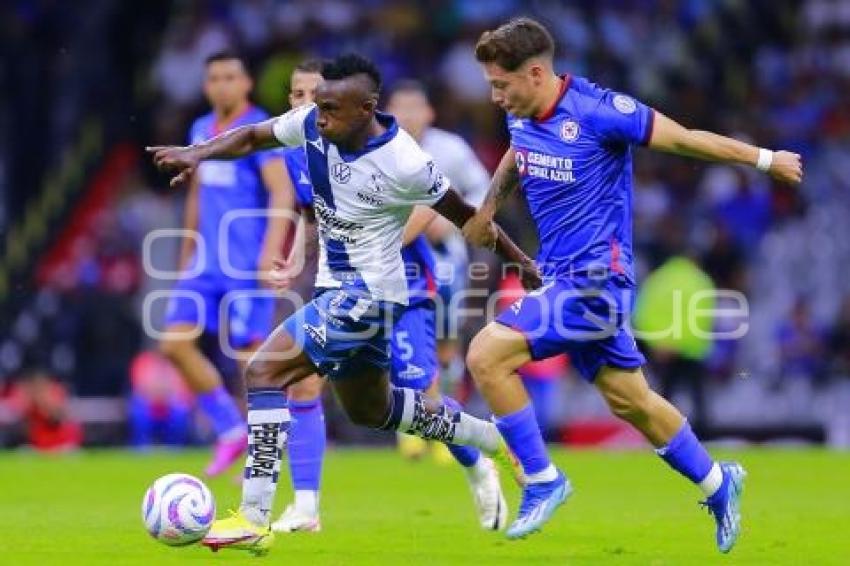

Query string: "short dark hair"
[294, 59, 323, 75]
[388, 79, 430, 101]
[321, 53, 382, 94]
[204, 49, 248, 69]
[475, 17, 555, 71]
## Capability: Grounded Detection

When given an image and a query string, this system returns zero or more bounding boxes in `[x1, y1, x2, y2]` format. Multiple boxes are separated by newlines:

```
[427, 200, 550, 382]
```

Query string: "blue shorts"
[495, 275, 645, 382]
[281, 288, 403, 381]
[164, 272, 274, 349]
[390, 299, 438, 391]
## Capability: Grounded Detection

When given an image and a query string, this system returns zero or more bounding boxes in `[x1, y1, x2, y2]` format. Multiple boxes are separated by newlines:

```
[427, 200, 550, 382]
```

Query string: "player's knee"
[466, 335, 496, 383]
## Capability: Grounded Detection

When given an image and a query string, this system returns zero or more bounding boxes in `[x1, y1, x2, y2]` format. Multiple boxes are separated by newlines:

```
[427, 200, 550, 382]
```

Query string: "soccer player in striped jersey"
[149, 53, 537, 555]
[272, 62, 508, 534]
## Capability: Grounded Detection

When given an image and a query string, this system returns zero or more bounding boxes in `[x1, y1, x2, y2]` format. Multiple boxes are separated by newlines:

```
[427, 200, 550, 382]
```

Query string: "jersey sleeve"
[271, 104, 314, 147]
[395, 157, 452, 207]
[591, 91, 655, 146]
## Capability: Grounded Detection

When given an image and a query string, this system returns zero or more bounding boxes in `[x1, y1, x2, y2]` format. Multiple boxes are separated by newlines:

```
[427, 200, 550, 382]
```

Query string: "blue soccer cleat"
[505, 470, 572, 539]
[700, 461, 747, 553]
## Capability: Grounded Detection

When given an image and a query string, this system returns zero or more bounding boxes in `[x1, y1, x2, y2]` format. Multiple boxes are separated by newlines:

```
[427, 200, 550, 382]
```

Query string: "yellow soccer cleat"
[201, 510, 275, 556]
[430, 440, 454, 466]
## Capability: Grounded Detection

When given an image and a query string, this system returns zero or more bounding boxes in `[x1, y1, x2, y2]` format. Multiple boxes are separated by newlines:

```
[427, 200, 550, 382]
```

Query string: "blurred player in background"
[149, 54, 538, 554]
[463, 18, 802, 549]
[159, 51, 294, 477]
[271, 63, 509, 534]
[385, 80, 491, 462]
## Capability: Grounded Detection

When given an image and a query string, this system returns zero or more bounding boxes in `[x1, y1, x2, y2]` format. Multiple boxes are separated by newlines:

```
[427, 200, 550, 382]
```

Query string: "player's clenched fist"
[768, 150, 803, 185]
[146, 145, 203, 188]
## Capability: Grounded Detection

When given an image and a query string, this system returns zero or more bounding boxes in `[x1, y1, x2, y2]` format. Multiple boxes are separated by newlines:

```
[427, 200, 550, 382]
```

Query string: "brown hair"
[294, 59, 324, 74]
[475, 17, 555, 71]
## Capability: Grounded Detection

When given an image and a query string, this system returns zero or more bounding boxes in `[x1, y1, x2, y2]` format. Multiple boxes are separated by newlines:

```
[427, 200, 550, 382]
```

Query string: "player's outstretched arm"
[461, 147, 519, 248]
[434, 187, 541, 289]
[648, 111, 803, 184]
[147, 118, 282, 188]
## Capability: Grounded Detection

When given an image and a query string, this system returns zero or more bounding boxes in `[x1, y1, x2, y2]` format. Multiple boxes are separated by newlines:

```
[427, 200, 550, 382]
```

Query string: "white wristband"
[756, 148, 774, 172]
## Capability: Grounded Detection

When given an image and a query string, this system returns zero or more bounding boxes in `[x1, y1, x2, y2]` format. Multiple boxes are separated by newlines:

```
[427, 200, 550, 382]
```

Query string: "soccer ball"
[142, 473, 215, 546]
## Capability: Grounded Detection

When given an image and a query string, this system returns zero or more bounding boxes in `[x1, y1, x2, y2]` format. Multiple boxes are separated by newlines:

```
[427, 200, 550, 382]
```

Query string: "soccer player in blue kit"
[462, 18, 803, 550]
[159, 51, 293, 477]
[149, 54, 536, 555]
[271, 61, 508, 533]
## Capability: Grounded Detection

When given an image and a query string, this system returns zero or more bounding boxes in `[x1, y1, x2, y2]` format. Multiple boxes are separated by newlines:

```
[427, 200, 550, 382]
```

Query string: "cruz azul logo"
[560, 120, 580, 142]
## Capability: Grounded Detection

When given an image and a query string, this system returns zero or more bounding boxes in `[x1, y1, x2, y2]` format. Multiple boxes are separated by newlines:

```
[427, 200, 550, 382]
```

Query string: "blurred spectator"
[634, 255, 716, 432]
[828, 295, 850, 379]
[775, 297, 828, 383]
[1, 369, 83, 451]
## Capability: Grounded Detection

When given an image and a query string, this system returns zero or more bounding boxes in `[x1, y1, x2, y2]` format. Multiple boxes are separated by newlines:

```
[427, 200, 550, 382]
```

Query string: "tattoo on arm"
[481, 148, 519, 215]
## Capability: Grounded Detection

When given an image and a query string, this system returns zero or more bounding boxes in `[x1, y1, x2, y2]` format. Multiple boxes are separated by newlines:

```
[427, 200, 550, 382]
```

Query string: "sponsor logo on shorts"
[304, 322, 327, 347]
[397, 363, 426, 380]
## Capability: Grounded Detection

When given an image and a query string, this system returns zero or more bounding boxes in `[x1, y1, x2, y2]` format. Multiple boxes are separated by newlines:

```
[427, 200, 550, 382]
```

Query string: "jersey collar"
[336, 111, 399, 162]
[534, 74, 571, 123]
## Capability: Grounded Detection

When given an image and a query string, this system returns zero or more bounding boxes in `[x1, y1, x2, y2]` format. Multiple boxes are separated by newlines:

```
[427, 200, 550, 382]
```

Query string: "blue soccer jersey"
[188, 106, 284, 275]
[508, 75, 655, 285]
[496, 76, 653, 381]
[165, 105, 283, 347]
[283, 147, 314, 210]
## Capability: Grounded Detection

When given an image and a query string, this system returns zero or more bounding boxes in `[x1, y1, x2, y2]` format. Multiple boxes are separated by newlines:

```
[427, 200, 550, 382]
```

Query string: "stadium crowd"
[2, 0, 850, 448]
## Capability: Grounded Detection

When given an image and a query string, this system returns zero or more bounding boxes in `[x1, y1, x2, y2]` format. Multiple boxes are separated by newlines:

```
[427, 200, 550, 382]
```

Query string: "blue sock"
[197, 385, 244, 438]
[442, 396, 481, 468]
[495, 403, 551, 476]
[287, 397, 326, 491]
[656, 421, 714, 483]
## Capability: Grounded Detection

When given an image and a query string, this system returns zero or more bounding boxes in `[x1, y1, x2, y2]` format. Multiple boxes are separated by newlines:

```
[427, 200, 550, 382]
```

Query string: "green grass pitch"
[0, 447, 847, 564]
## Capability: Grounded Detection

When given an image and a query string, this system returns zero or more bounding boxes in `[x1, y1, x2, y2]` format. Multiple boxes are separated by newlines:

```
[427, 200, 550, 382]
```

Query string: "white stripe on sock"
[525, 463, 557, 484]
[699, 462, 723, 497]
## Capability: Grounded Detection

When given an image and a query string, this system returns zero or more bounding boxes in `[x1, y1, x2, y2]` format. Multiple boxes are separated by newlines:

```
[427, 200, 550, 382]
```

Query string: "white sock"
[240, 405, 290, 526]
[699, 462, 723, 497]
[453, 414, 501, 454]
[294, 489, 319, 516]
[525, 463, 558, 484]
[391, 388, 501, 454]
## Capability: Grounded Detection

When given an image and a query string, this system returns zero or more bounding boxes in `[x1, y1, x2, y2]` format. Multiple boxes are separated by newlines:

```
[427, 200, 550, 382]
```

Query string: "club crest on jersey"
[613, 94, 637, 114]
[331, 162, 352, 183]
[560, 120, 580, 142]
[514, 149, 527, 176]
